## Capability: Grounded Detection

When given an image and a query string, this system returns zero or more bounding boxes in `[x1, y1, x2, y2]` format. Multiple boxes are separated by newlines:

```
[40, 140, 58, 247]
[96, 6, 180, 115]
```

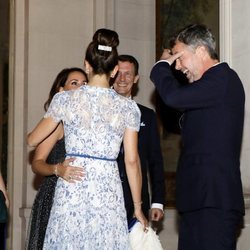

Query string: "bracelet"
[133, 201, 143, 206]
[54, 164, 59, 177]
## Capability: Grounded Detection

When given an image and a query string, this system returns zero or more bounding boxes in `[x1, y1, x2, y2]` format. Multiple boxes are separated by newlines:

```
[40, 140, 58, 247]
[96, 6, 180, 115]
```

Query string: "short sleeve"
[126, 100, 141, 131]
[44, 92, 67, 123]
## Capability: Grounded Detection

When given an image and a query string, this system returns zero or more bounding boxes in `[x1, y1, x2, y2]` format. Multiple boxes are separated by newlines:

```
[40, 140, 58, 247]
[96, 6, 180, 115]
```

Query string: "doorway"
[0, 0, 9, 188]
[155, 0, 219, 207]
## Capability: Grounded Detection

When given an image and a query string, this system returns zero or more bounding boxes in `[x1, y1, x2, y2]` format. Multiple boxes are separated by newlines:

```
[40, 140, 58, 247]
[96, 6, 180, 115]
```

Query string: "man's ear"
[134, 74, 140, 84]
[111, 65, 119, 78]
[196, 45, 207, 58]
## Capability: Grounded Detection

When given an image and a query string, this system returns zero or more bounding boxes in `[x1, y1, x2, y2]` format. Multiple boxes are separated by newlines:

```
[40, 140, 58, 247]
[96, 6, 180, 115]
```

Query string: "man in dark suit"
[150, 24, 245, 250]
[113, 55, 165, 224]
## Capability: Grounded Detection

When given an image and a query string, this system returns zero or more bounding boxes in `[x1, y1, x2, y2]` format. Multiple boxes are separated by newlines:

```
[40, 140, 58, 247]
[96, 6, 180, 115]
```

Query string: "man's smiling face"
[172, 41, 203, 83]
[113, 61, 139, 97]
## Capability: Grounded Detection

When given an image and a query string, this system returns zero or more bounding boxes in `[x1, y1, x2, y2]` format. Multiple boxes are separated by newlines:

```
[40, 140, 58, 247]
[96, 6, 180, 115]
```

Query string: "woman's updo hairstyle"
[85, 28, 119, 75]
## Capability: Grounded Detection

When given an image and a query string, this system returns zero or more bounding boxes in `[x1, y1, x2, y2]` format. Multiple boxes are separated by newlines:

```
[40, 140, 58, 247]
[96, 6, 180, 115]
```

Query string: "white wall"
[8, 0, 157, 249]
[231, 0, 250, 194]
[9, 1, 99, 249]
[113, 0, 156, 109]
[7, 0, 250, 249]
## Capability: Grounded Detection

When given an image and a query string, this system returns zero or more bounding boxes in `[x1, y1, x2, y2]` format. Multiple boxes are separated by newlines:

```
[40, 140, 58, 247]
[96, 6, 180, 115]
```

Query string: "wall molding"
[219, 0, 232, 65]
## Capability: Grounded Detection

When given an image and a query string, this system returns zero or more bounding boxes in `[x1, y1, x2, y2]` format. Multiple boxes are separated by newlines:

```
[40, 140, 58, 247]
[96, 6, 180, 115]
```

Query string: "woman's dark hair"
[85, 28, 119, 75]
[44, 67, 88, 111]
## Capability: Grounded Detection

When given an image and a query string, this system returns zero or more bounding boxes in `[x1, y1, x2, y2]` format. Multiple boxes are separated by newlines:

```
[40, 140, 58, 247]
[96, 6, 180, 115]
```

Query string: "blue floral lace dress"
[42, 85, 141, 250]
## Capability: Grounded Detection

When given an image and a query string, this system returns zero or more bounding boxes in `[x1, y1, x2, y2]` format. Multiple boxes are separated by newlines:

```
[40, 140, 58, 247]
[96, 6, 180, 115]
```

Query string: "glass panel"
[155, 0, 219, 207]
[0, 1, 9, 185]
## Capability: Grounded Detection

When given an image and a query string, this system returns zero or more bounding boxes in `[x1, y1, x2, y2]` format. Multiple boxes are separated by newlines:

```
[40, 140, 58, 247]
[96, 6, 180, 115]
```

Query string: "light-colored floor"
[158, 208, 250, 250]
[158, 209, 178, 250]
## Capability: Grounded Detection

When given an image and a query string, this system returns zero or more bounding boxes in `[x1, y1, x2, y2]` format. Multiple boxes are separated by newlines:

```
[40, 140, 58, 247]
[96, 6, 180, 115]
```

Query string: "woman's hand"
[0, 173, 9, 209]
[4, 193, 10, 209]
[134, 206, 149, 232]
[57, 158, 85, 183]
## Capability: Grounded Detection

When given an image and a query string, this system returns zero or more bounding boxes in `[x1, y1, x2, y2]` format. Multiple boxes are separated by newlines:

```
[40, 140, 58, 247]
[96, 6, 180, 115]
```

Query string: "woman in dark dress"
[26, 67, 87, 250]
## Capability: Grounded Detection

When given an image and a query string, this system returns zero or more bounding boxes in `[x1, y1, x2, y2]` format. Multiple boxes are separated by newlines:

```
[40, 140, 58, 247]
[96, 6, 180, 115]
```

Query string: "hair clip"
[98, 45, 112, 52]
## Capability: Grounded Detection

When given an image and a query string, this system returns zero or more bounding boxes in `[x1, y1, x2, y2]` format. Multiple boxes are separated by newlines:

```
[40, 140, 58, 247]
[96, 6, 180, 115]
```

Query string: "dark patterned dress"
[26, 138, 65, 250]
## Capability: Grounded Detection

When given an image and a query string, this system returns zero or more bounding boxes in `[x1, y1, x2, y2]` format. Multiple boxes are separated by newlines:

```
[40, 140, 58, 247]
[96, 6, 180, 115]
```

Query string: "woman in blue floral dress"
[27, 28, 148, 250]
